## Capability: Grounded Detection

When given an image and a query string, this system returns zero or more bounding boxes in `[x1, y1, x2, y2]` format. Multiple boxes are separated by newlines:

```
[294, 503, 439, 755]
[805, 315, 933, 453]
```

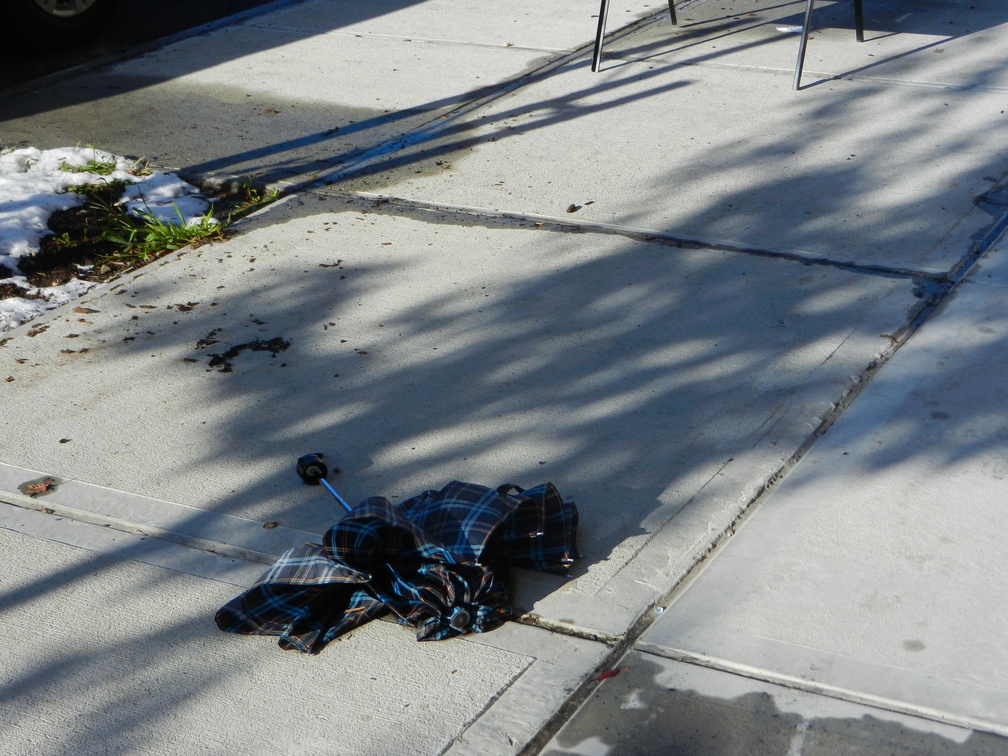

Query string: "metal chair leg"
[793, 0, 815, 90]
[794, 0, 864, 90]
[592, 0, 678, 72]
[591, 0, 611, 72]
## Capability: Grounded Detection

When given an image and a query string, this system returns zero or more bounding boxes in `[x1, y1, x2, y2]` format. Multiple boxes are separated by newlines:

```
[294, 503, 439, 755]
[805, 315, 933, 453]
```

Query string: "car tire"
[12, 0, 118, 43]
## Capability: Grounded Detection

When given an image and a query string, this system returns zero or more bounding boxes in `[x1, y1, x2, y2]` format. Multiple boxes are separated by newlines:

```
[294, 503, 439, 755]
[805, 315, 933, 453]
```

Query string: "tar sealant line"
[864, 189, 1008, 350]
[328, 190, 949, 281]
[633, 642, 1008, 739]
[945, 204, 1008, 286]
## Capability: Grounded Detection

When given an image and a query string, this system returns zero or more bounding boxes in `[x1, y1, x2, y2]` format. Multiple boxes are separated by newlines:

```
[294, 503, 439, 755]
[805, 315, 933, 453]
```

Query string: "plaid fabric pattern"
[214, 543, 386, 653]
[216, 481, 578, 653]
[485, 483, 579, 575]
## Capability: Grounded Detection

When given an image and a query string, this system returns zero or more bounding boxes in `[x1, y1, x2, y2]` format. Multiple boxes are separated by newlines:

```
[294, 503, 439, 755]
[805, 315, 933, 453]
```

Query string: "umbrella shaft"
[320, 478, 352, 512]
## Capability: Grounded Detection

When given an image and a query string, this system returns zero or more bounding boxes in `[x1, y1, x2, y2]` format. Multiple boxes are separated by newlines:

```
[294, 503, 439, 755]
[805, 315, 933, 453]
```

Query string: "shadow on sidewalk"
[2, 0, 1008, 750]
[543, 654, 1008, 754]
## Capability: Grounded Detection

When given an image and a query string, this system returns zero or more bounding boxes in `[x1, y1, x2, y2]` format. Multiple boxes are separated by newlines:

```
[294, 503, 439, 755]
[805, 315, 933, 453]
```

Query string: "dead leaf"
[73, 307, 99, 314]
[19, 478, 56, 497]
[263, 521, 279, 529]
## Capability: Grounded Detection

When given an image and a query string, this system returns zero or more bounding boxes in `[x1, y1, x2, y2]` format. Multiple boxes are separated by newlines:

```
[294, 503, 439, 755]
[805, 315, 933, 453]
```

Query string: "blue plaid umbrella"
[215, 482, 578, 653]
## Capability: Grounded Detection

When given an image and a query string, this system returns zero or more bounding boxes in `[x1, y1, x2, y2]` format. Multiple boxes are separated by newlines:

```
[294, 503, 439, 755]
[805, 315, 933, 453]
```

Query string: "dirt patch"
[19, 209, 125, 287]
[8, 182, 127, 289]
[0, 282, 44, 300]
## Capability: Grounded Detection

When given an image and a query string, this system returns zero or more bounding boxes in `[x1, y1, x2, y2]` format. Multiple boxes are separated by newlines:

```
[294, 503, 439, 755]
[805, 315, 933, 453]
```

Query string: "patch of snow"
[121, 172, 218, 226]
[0, 146, 214, 333]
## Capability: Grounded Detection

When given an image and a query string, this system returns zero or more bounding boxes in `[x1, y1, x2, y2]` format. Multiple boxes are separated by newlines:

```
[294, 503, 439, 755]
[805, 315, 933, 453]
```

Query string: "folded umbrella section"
[215, 481, 579, 653]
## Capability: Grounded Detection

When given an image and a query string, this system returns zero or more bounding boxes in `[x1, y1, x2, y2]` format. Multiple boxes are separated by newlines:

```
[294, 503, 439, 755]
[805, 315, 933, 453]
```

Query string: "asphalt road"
[1, 0, 281, 94]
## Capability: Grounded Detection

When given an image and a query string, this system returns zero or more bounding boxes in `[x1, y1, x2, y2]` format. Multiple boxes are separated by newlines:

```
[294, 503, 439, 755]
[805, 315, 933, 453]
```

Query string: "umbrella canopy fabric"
[216, 481, 578, 653]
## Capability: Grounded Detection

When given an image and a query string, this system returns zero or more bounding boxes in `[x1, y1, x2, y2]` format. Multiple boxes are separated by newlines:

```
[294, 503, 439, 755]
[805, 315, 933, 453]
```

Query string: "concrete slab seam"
[618, 56, 1008, 95]
[517, 642, 652, 755]
[817, 71, 1008, 95]
[439, 658, 537, 756]
[798, 35, 1008, 95]
[947, 203, 1008, 285]
[633, 641, 1008, 740]
[241, 25, 571, 53]
[0, 490, 278, 565]
[515, 614, 621, 647]
[329, 190, 954, 280]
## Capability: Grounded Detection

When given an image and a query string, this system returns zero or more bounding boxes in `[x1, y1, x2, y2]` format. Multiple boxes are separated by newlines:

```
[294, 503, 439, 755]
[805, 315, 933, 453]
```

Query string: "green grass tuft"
[64, 179, 130, 200]
[60, 158, 118, 176]
[98, 203, 226, 264]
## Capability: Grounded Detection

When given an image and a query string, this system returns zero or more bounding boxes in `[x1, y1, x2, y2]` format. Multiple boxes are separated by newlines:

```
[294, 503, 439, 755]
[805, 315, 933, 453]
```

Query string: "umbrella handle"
[297, 453, 353, 512]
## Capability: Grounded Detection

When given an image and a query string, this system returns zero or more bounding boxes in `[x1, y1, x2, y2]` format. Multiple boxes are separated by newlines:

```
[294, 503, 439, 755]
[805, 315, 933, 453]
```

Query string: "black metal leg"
[592, 0, 611, 72]
[793, 0, 815, 90]
[592, 0, 677, 72]
[854, 0, 864, 42]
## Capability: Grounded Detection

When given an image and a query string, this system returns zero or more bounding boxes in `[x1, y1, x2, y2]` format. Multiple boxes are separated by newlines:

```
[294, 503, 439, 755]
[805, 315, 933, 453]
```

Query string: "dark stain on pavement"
[205, 336, 290, 373]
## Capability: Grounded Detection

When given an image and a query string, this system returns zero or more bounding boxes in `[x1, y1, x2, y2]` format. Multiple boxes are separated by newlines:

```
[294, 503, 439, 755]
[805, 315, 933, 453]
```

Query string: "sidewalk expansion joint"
[946, 200, 1008, 286]
[0, 488, 277, 565]
[321, 189, 951, 283]
[634, 643, 1008, 739]
[438, 660, 536, 756]
[515, 613, 621, 647]
[247, 25, 568, 54]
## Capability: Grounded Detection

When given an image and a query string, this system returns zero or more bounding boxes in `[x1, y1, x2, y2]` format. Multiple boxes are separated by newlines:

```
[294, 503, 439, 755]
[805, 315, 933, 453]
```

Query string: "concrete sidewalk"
[2, 0, 1008, 753]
